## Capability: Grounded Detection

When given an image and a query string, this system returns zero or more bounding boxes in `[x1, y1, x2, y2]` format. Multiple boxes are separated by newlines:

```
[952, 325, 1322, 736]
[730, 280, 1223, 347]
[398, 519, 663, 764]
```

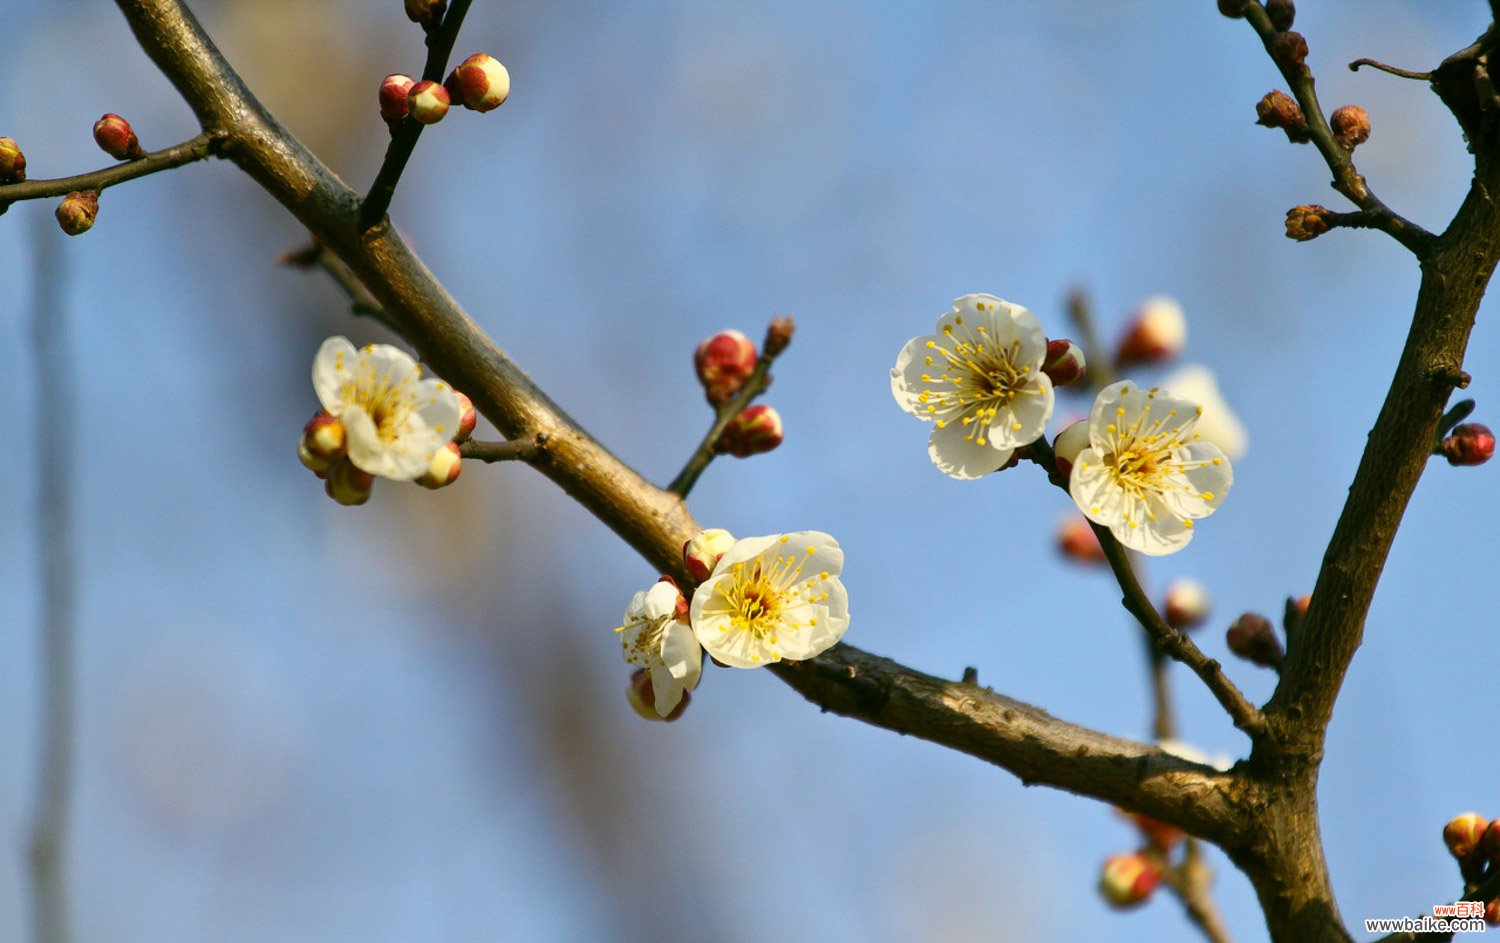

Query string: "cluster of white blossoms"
[892, 295, 1234, 556]
[615, 530, 850, 719]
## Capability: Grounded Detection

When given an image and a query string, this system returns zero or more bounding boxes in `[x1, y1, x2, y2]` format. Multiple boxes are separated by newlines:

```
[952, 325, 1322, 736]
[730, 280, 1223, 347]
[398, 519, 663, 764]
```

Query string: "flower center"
[725, 564, 785, 639]
[918, 316, 1037, 446]
[616, 612, 672, 666]
[341, 367, 419, 444]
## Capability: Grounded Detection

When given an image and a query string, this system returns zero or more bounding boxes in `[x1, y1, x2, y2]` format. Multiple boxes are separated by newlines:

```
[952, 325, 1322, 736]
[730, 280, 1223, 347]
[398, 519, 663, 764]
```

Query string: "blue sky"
[2, 2, 1497, 941]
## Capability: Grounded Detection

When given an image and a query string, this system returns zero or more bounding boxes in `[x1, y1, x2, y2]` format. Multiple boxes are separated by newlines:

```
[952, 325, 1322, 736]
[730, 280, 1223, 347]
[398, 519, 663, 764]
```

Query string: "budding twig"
[459, 437, 544, 463]
[666, 329, 786, 498]
[0, 130, 225, 207]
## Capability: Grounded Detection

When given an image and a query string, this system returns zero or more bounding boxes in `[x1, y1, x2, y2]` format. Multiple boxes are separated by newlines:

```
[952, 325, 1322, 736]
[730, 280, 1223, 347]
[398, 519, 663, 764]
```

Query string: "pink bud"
[1051, 420, 1090, 478]
[694, 329, 758, 404]
[1115, 297, 1185, 365]
[407, 80, 451, 125]
[325, 459, 375, 506]
[1098, 852, 1161, 909]
[1226, 613, 1283, 669]
[404, 0, 446, 27]
[626, 669, 689, 722]
[1163, 578, 1211, 631]
[683, 529, 736, 582]
[93, 113, 144, 161]
[0, 137, 25, 183]
[416, 441, 463, 489]
[452, 390, 477, 442]
[55, 190, 99, 236]
[1057, 515, 1106, 565]
[1441, 423, 1494, 466]
[446, 53, 510, 112]
[719, 404, 783, 457]
[763, 316, 795, 358]
[1330, 105, 1370, 151]
[1481, 819, 1500, 862]
[379, 73, 416, 126]
[1445, 813, 1489, 860]
[1042, 338, 1086, 387]
[299, 412, 347, 475]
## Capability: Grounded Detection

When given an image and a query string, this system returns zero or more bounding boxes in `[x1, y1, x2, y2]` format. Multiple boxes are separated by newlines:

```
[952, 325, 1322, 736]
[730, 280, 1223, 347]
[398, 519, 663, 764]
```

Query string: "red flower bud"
[1285, 204, 1332, 242]
[1255, 89, 1309, 144]
[1444, 813, 1488, 860]
[1481, 818, 1500, 862]
[1441, 423, 1494, 466]
[299, 411, 347, 475]
[694, 329, 758, 403]
[719, 404, 783, 457]
[1163, 578, 1211, 631]
[1226, 613, 1284, 669]
[0, 137, 25, 183]
[1115, 296, 1185, 365]
[452, 390, 477, 443]
[683, 529, 736, 582]
[446, 53, 510, 112]
[1330, 105, 1370, 151]
[93, 113, 144, 161]
[1057, 515, 1107, 566]
[763, 316, 795, 358]
[407, 80, 451, 125]
[379, 73, 416, 127]
[55, 190, 99, 236]
[1042, 338, 1086, 387]
[1098, 852, 1162, 909]
[416, 441, 463, 489]
[1051, 420, 1090, 478]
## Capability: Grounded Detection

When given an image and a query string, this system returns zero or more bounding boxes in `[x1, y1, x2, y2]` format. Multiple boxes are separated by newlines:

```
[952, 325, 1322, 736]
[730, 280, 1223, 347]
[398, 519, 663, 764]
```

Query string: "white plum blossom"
[690, 532, 849, 668]
[891, 294, 1055, 479]
[616, 581, 701, 718]
[312, 337, 462, 481]
[1069, 380, 1232, 556]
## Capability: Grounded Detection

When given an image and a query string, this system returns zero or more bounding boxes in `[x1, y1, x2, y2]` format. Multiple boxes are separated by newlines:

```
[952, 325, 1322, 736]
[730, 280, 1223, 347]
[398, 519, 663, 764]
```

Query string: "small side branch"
[459, 436, 543, 463]
[666, 346, 782, 498]
[0, 131, 225, 207]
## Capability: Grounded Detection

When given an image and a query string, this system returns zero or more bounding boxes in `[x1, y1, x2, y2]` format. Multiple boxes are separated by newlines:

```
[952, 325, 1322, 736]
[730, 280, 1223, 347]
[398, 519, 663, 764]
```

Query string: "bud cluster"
[1443, 812, 1500, 894]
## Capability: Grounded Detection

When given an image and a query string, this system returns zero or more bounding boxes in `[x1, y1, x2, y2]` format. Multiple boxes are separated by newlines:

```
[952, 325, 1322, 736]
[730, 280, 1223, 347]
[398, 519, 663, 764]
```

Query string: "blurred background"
[1, 2, 1496, 940]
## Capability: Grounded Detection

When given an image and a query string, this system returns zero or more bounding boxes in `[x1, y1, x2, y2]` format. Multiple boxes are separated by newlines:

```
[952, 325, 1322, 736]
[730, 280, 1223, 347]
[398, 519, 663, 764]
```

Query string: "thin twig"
[666, 348, 781, 497]
[0, 131, 225, 206]
[1348, 58, 1433, 81]
[1164, 841, 1237, 943]
[27, 213, 75, 943]
[459, 437, 543, 463]
[358, 0, 474, 229]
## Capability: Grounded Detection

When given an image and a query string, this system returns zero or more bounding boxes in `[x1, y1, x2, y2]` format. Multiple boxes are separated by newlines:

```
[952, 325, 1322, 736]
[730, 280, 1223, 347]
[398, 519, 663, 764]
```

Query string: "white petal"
[1159, 442, 1232, 519]
[1006, 305, 1048, 370]
[1112, 503, 1193, 556]
[990, 375, 1054, 447]
[709, 534, 782, 572]
[927, 421, 1015, 480]
[341, 405, 395, 477]
[891, 333, 957, 421]
[648, 664, 685, 717]
[1068, 448, 1120, 525]
[1088, 380, 1137, 440]
[642, 581, 682, 620]
[659, 622, 702, 689]
[410, 378, 464, 443]
[1164, 364, 1248, 459]
[312, 336, 359, 413]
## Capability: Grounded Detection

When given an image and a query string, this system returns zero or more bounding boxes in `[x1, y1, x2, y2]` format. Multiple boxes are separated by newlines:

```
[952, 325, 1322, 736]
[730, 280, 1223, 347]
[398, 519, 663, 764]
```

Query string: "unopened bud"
[694, 329, 758, 404]
[1441, 423, 1494, 466]
[55, 190, 99, 236]
[1042, 339, 1086, 388]
[1052, 420, 1090, 478]
[404, 0, 446, 27]
[1271, 31, 1309, 73]
[1122, 811, 1184, 852]
[0, 137, 25, 182]
[1481, 819, 1500, 862]
[446, 53, 510, 112]
[1486, 899, 1500, 927]
[1444, 813, 1489, 860]
[299, 412, 347, 475]
[1163, 578, 1211, 631]
[627, 668, 689, 722]
[1330, 105, 1370, 151]
[1226, 613, 1283, 668]
[379, 73, 415, 127]
[452, 390, 477, 442]
[1115, 296, 1185, 365]
[407, 80, 450, 125]
[325, 459, 374, 506]
[1057, 515, 1107, 565]
[763, 316, 795, 358]
[720, 404, 783, 457]
[1217, 0, 1246, 17]
[1255, 89, 1309, 143]
[1098, 852, 1161, 909]
[1266, 0, 1295, 32]
[417, 441, 463, 489]
[684, 528, 736, 582]
[93, 113, 144, 160]
[1285, 204, 1332, 242]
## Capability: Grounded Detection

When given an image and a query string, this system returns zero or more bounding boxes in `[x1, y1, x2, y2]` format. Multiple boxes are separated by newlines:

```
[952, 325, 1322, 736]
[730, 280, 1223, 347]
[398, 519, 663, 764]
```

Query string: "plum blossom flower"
[1069, 381, 1232, 556]
[690, 532, 849, 667]
[312, 337, 462, 481]
[891, 294, 1054, 479]
[616, 581, 701, 718]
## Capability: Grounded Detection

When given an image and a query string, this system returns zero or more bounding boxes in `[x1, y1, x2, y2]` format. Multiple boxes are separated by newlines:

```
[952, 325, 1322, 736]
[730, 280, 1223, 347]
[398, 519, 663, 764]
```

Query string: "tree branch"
[0, 131, 224, 206]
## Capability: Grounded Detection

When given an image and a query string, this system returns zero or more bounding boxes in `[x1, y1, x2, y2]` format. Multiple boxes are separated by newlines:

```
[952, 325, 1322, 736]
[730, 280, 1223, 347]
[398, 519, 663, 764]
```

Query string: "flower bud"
[446, 53, 510, 112]
[1444, 813, 1489, 860]
[763, 316, 795, 358]
[1217, 0, 1246, 17]
[1115, 296, 1185, 365]
[1098, 852, 1161, 909]
[416, 441, 463, 489]
[0, 137, 25, 182]
[1486, 898, 1500, 927]
[1226, 613, 1283, 668]
[1271, 31, 1309, 73]
[299, 411, 347, 475]
[1329, 105, 1370, 151]
[1266, 0, 1295, 32]
[1285, 204, 1332, 242]
[404, 0, 445, 27]
[55, 190, 99, 236]
[451, 390, 477, 442]
[1052, 420, 1090, 478]
[379, 73, 416, 127]
[1481, 819, 1500, 862]
[683, 528, 736, 582]
[1057, 515, 1107, 565]
[627, 668, 689, 722]
[1123, 811, 1184, 852]
[93, 113, 144, 161]
[1441, 423, 1494, 466]
[407, 80, 451, 125]
[1163, 578, 1211, 631]
[1255, 89, 1309, 143]
[694, 329, 758, 404]
[719, 404, 783, 457]
[325, 459, 375, 506]
[1042, 339, 1086, 388]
